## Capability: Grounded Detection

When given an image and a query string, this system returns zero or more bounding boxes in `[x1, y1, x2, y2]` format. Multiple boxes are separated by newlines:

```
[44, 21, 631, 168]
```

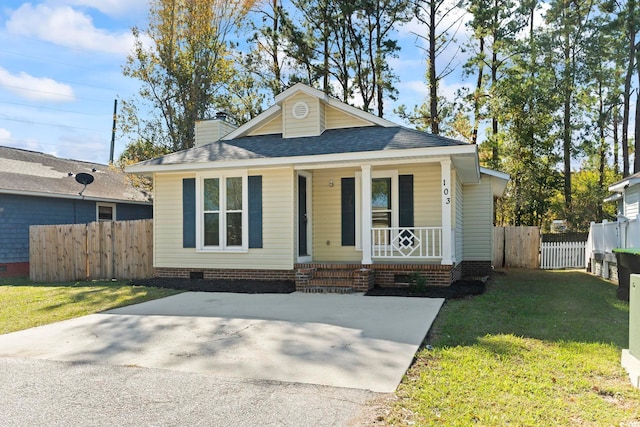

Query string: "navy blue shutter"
[182, 178, 196, 248]
[248, 175, 263, 248]
[399, 175, 414, 227]
[341, 177, 356, 246]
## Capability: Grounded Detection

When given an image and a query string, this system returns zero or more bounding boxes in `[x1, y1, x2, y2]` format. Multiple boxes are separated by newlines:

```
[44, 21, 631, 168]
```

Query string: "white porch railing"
[372, 227, 442, 258]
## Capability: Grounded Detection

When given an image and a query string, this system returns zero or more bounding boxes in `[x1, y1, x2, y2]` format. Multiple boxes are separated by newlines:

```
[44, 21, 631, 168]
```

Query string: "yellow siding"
[310, 164, 442, 262]
[153, 168, 294, 270]
[454, 172, 464, 262]
[396, 163, 441, 227]
[325, 105, 372, 129]
[194, 120, 236, 145]
[319, 99, 326, 133]
[283, 93, 321, 138]
[248, 114, 283, 136]
[463, 176, 493, 261]
[312, 168, 361, 262]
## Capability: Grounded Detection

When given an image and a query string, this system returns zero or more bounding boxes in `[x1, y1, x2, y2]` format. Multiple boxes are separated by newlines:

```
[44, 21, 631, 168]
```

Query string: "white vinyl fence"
[540, 241, 586, 269]
[586, 217, 640, 279]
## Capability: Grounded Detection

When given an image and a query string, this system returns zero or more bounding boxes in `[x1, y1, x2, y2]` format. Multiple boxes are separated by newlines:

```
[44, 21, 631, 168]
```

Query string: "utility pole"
[109, 99, 118, 164]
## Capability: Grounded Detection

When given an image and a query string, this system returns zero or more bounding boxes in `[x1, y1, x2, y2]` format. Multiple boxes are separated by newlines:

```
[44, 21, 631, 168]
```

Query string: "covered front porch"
[294, 157, 470, 264]
[292, 157, 471, 291]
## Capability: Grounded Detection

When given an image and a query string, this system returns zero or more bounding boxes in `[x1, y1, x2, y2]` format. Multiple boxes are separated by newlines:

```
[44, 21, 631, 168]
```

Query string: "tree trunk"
[623, 0, 636, 177]
[635, 64, 640, 173]
[471, 37, 484, 145]
[614, 104, 620, 175]
[428, 0, 439, 134]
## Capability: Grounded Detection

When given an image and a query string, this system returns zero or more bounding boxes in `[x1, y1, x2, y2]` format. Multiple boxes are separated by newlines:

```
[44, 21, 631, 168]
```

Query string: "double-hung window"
[198, 172, 248, 251]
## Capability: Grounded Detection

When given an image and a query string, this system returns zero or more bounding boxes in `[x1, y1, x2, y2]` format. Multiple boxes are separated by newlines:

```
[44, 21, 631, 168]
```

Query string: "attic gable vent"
[292, 101, 309, 119]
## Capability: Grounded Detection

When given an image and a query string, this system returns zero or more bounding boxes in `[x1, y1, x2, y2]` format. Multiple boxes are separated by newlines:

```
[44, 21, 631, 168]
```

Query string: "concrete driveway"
[0, 292, 443, 393]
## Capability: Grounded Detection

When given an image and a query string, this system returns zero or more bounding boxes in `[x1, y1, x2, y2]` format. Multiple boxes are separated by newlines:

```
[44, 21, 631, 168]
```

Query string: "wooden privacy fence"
[493, 226, 541, 269]
[29, 219, 153, 282]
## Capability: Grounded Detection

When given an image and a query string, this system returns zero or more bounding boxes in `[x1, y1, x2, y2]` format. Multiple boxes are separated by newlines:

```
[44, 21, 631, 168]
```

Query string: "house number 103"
[443, 179, 451, 204]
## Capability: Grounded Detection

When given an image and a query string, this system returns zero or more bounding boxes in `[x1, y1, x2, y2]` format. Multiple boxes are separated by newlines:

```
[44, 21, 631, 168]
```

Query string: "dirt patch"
[365, 279, 486, 299]
[130, 278, 295, 294]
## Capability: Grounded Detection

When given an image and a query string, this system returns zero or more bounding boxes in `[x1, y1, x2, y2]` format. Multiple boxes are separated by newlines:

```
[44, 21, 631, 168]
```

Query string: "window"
[198, 173, 248, 251]
[354, 171, 398, 249]
[97, 203, 116, 221]
[372, 177, 392, 245]
[372, 178, 392, 228]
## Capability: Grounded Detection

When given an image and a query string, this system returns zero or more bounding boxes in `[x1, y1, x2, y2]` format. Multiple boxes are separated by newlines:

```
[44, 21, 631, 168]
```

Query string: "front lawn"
[388, 269, 640, 426]
[0, 277, 180, 334]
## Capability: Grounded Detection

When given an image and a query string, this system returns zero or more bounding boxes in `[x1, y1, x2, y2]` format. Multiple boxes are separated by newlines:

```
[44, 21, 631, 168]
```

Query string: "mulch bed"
[129, 278, 295, 294]
[365, 279, 486, 299]
[131, 277, 486, 298]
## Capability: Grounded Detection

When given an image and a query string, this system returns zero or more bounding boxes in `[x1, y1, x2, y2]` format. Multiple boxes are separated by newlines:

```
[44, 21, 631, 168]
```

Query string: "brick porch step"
[308, 278, 353, 288]
[313, 269, 354, 279]
[301, 286, 354, 294]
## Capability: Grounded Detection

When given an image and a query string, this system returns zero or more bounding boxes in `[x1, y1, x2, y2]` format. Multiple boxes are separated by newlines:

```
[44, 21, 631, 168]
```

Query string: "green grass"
[0, 277, 181, 334]
[388, 269, 640, 426]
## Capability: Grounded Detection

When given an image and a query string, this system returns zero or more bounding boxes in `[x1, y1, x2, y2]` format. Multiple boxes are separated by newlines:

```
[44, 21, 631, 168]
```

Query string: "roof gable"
[221, 83, 396, 140]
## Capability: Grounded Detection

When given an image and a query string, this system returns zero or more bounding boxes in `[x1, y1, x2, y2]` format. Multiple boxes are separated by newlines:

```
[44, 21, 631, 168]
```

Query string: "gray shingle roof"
[135, 126, 468, 166]
[0, 146, 152, 203]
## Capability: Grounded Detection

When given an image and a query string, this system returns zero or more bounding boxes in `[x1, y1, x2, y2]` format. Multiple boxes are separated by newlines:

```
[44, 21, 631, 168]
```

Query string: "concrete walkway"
[0, 292, 443, 393]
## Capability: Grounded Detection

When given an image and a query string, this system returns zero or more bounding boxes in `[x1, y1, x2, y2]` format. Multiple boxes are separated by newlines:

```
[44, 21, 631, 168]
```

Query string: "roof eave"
[604, 193, 623, 203]
[480, 167, 510, 197]
[126, 144, 478, 174]
[609, 178, 640, 193]
[0, 188, 152, 204]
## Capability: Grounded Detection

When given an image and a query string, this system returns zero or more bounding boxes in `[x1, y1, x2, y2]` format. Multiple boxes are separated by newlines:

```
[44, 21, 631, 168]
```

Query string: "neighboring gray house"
[0, 146, 152, 277]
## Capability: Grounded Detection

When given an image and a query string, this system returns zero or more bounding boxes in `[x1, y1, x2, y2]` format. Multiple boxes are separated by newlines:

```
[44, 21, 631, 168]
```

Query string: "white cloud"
[0, 128, 11, 140]
[62, 0, 148, 17]
[0, 131, 46, 153]
[0, 67, 75, 102]
[6, 4, 136, 55]
[55, 133, 110, 163]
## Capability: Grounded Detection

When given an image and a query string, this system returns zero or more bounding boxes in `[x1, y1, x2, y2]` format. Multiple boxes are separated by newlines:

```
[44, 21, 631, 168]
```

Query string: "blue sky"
[0, 0, 475, 164]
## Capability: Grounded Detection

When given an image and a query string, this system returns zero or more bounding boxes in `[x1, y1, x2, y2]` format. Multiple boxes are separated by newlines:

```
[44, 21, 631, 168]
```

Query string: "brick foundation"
[353, 268, 375, 291]
[154, 267, 295, 281]
[369, 263, 457, 287]
[460, 260, 492, 278]
[0, 262, 29, 278]
[156, 262, 464, 293]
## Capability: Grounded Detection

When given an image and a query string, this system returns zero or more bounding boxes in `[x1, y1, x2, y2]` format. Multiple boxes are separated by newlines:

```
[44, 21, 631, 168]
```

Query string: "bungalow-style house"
[0, 146, 153, 277]
[127, 83, 508, 292]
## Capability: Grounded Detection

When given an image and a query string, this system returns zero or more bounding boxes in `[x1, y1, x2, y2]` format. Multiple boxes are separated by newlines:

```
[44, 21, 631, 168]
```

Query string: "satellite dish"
[75, 172, 94, 196]
[75, 173, 94, 185]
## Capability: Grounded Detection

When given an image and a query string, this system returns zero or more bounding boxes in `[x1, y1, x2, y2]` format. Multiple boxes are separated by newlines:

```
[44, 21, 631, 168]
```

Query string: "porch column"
[441, 160, 453, 265]
[361, 164, 372, 265]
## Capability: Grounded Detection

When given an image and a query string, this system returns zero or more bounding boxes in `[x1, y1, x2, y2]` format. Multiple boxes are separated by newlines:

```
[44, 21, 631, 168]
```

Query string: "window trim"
[195, 171, 248, 252]
[96, 202, 116, 222]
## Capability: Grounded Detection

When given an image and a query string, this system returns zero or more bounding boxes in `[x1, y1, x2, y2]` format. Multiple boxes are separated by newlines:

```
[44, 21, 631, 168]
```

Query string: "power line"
[0, 115, 107, 133]
[0, 83, 109, 103]
[0, 99, 107, 116]
[0, 49, 97, 71]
